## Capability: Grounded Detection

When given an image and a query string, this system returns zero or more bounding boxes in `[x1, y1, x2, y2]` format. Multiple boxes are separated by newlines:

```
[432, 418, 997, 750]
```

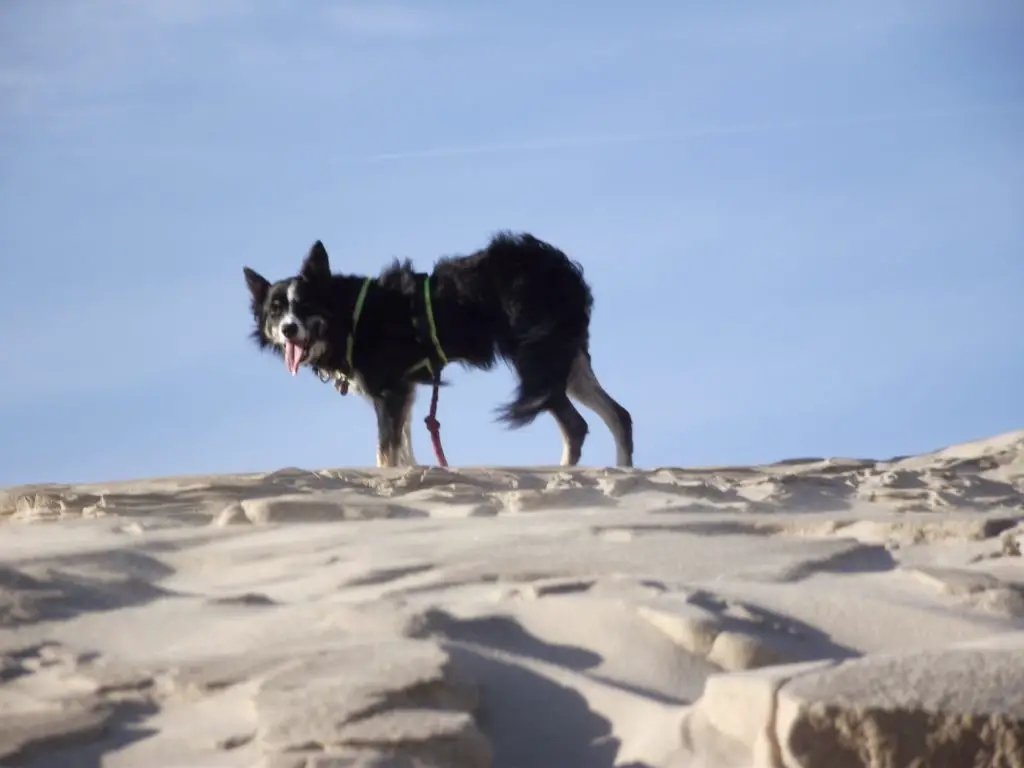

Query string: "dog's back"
[425, 233, 595, 425]
[437, 232, 593, 321]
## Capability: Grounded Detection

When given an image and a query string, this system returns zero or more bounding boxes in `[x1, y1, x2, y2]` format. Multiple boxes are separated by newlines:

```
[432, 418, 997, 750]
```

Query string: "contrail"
[334, 102, 1024, 165]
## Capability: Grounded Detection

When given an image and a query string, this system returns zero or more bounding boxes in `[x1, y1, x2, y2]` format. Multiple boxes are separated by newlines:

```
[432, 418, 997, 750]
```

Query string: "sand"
[2, 431, 1023, 768]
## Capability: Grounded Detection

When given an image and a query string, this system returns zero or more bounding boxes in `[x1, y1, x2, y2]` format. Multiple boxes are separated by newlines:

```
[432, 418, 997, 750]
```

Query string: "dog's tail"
[487, 231, 593, 427]
[496, 329, 586, 428]
[497, 393, 554, 427]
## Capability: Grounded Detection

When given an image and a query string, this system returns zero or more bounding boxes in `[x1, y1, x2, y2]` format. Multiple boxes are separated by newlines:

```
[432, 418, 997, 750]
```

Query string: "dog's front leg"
[397, 387, 418, 467]
[372, 386, 415, 468]
[373, 397, 395, 468]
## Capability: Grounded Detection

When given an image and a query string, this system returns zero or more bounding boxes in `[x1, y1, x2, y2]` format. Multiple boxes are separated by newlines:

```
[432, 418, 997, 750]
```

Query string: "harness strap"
[408, 273, 448, 376]
[316, 276, 372, 393]
[318, 271, 450, 466]
[421, 275, 448, 368]
[346, 277, 372, 373]
[409, 272, 449, 466]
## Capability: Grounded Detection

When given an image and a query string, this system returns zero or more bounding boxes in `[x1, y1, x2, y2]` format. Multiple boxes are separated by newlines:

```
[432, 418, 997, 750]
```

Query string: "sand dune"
[2, 431, 1023, 767]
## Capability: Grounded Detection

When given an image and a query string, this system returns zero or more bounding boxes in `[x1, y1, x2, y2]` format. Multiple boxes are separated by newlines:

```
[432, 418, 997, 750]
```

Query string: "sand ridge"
[1, 431, 1023, 767]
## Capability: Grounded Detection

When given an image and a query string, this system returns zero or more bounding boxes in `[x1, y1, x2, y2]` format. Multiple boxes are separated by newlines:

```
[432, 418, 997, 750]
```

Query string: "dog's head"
[243, 240, 334, 376]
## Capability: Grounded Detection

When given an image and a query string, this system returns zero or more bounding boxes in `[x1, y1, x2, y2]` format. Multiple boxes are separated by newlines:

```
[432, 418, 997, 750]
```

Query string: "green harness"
[346, 277, 372, 374]
[318, 274, 448, 392]
[406, 273, 449, 377]
[319, 272, 451, 466]
[316, 276, 371, 393]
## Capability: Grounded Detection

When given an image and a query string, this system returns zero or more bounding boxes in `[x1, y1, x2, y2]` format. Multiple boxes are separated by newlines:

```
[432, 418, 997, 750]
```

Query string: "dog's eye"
[270, 300, 286, 313]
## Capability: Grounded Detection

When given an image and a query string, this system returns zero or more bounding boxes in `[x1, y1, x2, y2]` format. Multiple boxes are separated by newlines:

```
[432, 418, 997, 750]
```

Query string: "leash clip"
[315, 367, 350, 396]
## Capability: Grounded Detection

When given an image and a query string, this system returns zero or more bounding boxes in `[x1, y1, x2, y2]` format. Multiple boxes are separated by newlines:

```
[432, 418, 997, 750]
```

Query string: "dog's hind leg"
[497, 334, 592, 465]
[567, 351, 634, 467]
[373, 384, 416, 468]
[549, 394, 589, 466]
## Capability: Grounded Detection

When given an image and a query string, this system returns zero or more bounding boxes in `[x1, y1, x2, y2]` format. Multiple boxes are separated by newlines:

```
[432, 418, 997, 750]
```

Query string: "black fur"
[243, 231, 633, 467]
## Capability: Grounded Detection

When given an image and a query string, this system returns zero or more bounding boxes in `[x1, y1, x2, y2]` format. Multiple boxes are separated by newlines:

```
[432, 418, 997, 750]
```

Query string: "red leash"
[425, 372, 448, 467]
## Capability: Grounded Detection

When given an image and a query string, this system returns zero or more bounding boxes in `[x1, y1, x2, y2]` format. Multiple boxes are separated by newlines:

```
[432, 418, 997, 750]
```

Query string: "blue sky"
[1, 0, 1022, 484]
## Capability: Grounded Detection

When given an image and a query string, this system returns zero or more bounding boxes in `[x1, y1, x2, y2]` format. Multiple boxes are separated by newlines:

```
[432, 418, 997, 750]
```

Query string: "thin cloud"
[333, 103, 1024, 164]
[0, 0, 251, 122]
[323, 3, 445, 39]
[73, 0, 251, 29]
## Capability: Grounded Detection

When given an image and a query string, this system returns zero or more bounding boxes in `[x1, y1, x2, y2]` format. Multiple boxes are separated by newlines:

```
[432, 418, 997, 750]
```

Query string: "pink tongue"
[285, 341, 301, 376]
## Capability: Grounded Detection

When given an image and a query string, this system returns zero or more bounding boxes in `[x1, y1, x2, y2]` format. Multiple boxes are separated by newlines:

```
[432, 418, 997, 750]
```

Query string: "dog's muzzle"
[274, 316, 326, 377]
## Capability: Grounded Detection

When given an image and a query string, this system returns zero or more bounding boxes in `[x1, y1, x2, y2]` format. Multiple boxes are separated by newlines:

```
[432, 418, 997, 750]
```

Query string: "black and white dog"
[243, 232, 633, 468]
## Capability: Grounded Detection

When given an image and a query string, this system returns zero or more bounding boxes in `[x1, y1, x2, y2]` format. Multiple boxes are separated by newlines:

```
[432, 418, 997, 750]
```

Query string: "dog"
[243, 232, 633, 468]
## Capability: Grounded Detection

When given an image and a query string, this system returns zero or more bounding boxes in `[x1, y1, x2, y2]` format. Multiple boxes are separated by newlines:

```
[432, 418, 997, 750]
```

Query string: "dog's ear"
[300, 240, 331, 283]
[243, 267, 270, 304]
